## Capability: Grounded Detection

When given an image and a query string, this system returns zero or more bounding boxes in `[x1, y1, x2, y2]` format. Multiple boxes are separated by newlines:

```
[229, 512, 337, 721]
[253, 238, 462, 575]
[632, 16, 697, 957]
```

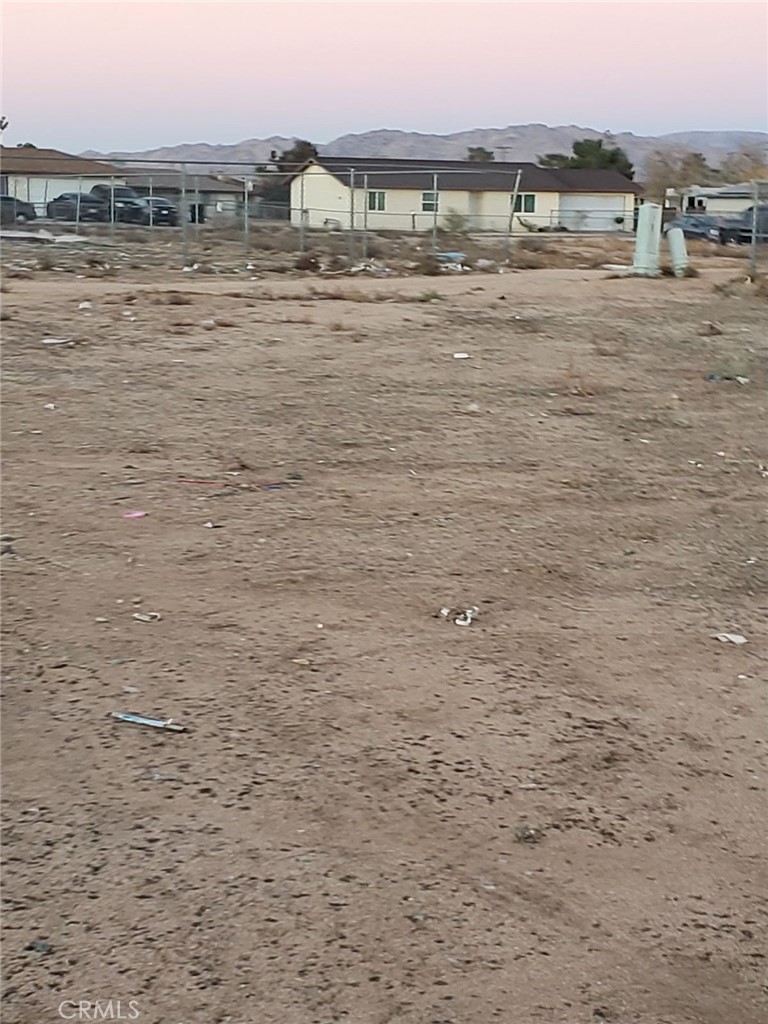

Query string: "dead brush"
[591, 335, 627, 357]
[36, 251, 55, 271]
[162, 291, 194, 305]
[558, 357, 601, 397]
[329, 320, 354, 332]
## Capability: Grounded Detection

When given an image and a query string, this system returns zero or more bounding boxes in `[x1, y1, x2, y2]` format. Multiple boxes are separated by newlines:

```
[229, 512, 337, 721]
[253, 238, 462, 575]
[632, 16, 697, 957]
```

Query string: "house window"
[367, 191, 386, 211]
[513, 193, 536, 213]
[422, 191, 438, 213]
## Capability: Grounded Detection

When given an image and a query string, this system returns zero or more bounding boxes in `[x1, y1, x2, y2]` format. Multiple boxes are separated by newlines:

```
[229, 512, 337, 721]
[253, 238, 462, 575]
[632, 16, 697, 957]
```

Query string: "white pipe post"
[666, 226, 688, 277]
[632, 203, 662, 276]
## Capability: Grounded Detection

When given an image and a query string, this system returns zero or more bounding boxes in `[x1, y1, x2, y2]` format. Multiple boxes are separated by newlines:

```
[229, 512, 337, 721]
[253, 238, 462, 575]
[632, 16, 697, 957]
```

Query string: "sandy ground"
[1, 252, 767, 1024]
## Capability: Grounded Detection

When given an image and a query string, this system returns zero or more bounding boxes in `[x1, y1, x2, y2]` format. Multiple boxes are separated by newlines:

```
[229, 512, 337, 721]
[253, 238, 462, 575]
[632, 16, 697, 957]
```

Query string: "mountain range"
[83, 125, 768, 176]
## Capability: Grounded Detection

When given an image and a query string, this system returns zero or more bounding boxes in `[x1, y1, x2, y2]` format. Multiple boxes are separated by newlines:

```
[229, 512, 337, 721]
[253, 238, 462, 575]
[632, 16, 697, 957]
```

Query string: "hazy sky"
[2, 0, 767, 152]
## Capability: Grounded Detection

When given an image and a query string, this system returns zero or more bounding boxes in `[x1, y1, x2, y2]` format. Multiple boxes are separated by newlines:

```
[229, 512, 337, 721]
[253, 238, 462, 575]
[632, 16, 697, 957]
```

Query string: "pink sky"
[2, 0, 766, 151]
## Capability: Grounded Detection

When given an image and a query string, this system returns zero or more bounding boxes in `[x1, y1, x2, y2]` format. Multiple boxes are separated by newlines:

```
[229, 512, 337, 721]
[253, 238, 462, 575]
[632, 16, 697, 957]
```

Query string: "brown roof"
[124, 172, 243, 194]
[0, 146, 122, 177]
[300, 157, 640, 195]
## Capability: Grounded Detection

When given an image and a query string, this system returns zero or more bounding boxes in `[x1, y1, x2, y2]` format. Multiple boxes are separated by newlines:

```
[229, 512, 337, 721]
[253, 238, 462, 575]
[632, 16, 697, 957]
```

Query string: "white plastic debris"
[43, 403, 56, 410]
[41, 337, 69, 346]
[78, 301, 92, 310]
[453, 352, 471, 359]
[713, 632, 748, 645]
[735, 376, 750, 386]
[132, 612, 162, 623]
[439, 605, 480, 626]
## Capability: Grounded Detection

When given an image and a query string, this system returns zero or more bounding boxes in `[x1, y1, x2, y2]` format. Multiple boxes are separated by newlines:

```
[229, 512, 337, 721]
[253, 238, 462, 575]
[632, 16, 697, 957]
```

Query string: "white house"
[678, 182, 757, 216]
[289, 158, 640, 233]
[0, 146, 125, 213]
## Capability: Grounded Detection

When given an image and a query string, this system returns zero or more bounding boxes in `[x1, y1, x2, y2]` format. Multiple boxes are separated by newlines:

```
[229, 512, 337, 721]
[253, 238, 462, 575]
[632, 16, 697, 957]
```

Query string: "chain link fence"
[2, 155, 766, 273]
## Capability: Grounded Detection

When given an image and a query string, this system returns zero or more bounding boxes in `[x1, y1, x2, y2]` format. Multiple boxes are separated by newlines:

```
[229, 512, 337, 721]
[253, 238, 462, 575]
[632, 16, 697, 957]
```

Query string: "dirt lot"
[2, 243, 767, 1024]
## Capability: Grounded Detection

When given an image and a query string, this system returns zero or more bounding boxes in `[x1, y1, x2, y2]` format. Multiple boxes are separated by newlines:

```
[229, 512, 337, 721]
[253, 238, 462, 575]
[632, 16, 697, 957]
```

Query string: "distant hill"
[83, 125, 768, 176]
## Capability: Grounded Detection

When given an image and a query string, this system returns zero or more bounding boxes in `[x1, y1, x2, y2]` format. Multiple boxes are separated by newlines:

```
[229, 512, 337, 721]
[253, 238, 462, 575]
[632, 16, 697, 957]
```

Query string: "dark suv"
[140, 196, 178, 226]
[709, 205, 768, 245]
[47, 192, 108, 222]
[89, 184, 146, 224]
[0, 195, 37, 224]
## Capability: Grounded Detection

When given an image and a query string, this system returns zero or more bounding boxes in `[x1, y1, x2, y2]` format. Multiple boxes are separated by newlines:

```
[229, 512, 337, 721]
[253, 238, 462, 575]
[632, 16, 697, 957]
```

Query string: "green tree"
[467, 146, 495, 162]
[257, 140, 319, 208]
[539, 138, 634, 180]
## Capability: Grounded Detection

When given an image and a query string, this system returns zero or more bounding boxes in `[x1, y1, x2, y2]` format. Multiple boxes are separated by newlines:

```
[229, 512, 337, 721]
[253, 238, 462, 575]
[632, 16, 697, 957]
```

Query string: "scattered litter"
[514, 824, 546, 844]
[698, 321, 723, 336]
[43, 403, 56, 411]
[706, 374, 750, 385]
[122, 510, 148, 519]
[292, 658, 312, 666]
[25, 941, 54, 955]
[110, 712, 185, 732]
[436, 251, 466, 264]
[203, 521, 223, 529]
[453, 352, 471, 360]
[132, 612, 161, 623]
[41, 337, 69, 346]
[182, 263, 200, 272]
[466, 402, 481, 413]
[78, 301, 92, 310]
[95, 617, 110, 623]
[122, 686, 140, 694]
[713, 632, 748, 645]
[439, 605, 479, 626]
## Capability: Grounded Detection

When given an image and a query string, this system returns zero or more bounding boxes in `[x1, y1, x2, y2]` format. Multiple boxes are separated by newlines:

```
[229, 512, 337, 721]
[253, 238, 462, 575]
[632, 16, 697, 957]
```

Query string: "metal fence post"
[349, 167, 356, 261]
[181, 165, 189, 265]
[243, 178, 250, 250]
[75, 176, 82, 233]
[505, 169, 522, 260]
[299, 171, 306, 252]
[109, 174, 116, 241]
[148, 176, 154, 228]
[431, 172, 438, 253]
[362, 173, 369, 260]
[749, 179, 759, 278]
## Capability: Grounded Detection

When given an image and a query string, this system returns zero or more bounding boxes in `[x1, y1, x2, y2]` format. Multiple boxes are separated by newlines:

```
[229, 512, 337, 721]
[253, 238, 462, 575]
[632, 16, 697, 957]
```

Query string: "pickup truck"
[709, 205, 768, 245]
[89, 184, 146, 224]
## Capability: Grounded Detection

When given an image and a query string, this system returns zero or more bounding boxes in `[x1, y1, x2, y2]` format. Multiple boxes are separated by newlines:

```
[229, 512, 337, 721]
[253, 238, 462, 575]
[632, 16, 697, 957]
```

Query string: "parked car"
[708, 205, 768, 245]
[139, 196, 178, 226]
[88, 184, 146, 224]
[47, 192, 108, 222]
[0, 195, 37, 225]
[663, 213, 722, 240]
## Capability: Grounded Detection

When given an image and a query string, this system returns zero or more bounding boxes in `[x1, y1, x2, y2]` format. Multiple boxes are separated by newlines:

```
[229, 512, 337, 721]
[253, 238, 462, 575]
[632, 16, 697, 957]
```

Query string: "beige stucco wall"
[290, 166, 636, 233]
[290, 167, 559, 232]
[7, 174, 125, 211]
[699, 196, 753, 215]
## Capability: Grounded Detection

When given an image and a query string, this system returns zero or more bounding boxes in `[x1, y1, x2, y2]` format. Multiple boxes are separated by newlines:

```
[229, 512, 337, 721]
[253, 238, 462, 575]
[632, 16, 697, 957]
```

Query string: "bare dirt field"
[2, 239, 767, 1024]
